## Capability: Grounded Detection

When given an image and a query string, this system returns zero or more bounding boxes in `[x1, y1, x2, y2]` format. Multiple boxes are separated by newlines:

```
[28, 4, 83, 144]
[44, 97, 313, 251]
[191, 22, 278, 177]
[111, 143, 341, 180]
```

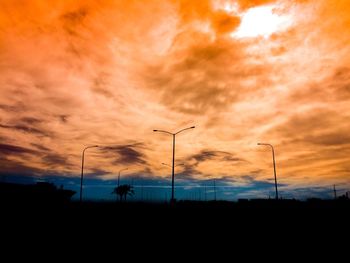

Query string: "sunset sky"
[1, 0, 349, 200]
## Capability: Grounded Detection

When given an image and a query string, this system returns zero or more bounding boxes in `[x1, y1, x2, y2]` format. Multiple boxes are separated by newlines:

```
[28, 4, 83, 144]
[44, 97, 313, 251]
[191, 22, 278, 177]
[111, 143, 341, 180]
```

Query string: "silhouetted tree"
[112, 184, 134, 201]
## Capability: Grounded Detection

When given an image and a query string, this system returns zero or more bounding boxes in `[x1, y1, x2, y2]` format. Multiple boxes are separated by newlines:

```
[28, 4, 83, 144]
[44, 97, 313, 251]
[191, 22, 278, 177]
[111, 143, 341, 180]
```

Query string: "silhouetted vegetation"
[112, 184, 134, 201]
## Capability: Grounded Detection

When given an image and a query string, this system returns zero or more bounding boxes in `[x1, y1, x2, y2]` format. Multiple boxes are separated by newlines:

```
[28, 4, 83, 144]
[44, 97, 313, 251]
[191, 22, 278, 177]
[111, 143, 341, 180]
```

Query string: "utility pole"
[333, 185, 337, 199]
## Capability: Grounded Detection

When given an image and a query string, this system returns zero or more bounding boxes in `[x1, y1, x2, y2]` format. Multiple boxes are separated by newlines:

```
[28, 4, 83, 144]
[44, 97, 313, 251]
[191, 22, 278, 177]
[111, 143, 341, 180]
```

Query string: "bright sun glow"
[233, 5, 292, 38]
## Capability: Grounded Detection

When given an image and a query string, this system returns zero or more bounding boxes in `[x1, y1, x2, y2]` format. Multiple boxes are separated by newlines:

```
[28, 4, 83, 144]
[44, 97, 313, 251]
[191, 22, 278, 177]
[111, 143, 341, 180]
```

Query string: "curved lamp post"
[154, 126, 195, 202]
[257, 143, 278, 200]
[80, 145, 99, 202]
[118, 168, 128, 187]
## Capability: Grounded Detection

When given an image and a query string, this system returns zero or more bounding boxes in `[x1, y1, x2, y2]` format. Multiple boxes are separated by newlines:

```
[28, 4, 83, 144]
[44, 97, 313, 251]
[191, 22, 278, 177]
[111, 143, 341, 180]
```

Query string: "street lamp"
[118, 168, 128, 187]
[257, 143, 278, 200]
[80, 145, 99, 202]
[154, 126, 195, 202]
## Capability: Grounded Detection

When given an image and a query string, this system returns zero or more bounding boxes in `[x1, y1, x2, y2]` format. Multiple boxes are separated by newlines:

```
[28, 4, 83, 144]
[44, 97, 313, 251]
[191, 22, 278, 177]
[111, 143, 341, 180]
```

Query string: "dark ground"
[2, 198, 349, 226]
[1, 198, 349, 256]
[1, 182, 349, 250]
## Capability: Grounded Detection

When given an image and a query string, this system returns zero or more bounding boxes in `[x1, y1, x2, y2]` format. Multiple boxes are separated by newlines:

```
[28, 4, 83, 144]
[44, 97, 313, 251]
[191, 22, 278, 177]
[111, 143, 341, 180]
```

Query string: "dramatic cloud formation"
[1, 0, 349, 199]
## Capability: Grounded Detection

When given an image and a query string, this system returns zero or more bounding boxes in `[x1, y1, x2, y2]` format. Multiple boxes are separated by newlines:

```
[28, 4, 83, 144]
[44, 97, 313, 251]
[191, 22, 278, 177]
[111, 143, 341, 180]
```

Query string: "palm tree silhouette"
[112, 184, 134, 202]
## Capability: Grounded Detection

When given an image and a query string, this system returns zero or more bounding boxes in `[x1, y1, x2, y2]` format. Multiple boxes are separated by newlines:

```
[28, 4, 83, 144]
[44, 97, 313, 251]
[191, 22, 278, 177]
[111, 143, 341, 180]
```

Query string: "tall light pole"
[161, 163, 184, 168]
[257, 143, 278, 200]
[162, 163, 184, 201]
[118, 168, 128, 187]
[80, 145, 98, 202]
[154, 126, 195, 202]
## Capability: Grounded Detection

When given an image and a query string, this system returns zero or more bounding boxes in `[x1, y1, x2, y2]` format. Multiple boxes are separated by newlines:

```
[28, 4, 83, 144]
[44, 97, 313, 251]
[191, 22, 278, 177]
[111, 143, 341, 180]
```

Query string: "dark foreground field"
[2, 199, 349, 226]
[1, 198, 349, 253]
